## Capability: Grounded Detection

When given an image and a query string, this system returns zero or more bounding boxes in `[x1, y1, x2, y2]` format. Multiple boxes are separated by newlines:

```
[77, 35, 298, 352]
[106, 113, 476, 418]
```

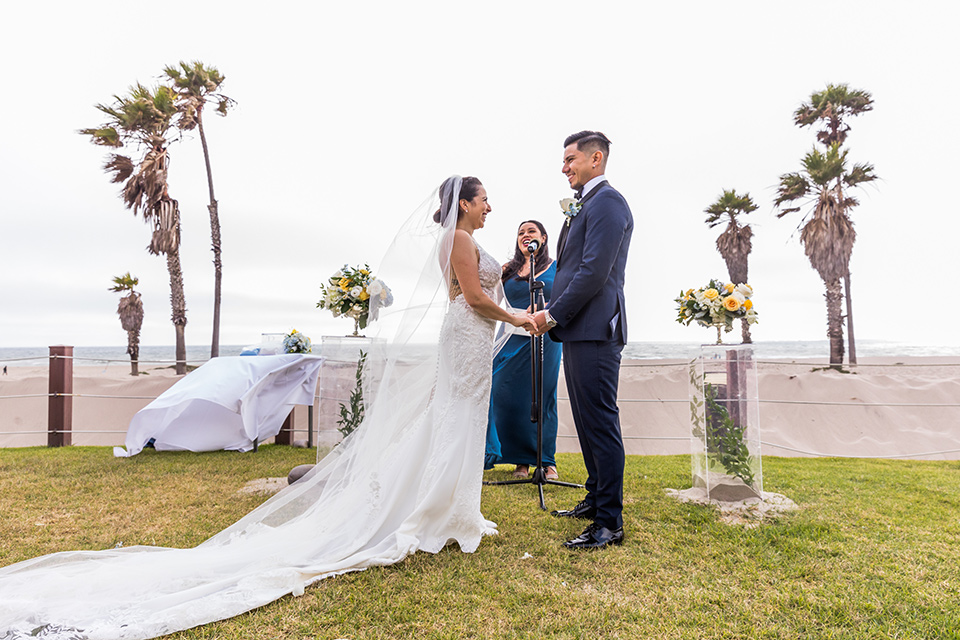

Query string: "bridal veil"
[0, 176, 509, 640]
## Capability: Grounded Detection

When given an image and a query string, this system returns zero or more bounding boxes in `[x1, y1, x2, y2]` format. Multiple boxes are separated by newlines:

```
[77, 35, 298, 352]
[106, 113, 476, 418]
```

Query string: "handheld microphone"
[526, 239, 541, 254]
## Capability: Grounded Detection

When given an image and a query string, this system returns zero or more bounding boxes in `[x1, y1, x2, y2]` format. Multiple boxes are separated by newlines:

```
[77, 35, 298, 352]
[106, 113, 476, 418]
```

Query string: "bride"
[0, 176, 535, 639]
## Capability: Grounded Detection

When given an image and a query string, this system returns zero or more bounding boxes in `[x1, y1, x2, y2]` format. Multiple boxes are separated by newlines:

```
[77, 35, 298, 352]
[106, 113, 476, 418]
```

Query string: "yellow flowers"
[674, 278, 758, 331]
[319, 263, 394, 330]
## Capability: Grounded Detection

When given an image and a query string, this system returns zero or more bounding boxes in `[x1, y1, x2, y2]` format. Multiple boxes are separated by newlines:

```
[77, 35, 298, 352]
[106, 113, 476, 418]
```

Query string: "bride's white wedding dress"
[0, 182, 504, 640]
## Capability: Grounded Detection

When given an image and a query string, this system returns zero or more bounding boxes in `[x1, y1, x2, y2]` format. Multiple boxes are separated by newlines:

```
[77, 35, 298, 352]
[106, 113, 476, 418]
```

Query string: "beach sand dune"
[1, 358, 958, 460]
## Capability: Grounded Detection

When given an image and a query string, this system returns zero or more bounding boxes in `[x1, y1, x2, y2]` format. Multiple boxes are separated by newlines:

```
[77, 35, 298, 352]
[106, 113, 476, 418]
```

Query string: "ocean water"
[2, 340, 959, 367]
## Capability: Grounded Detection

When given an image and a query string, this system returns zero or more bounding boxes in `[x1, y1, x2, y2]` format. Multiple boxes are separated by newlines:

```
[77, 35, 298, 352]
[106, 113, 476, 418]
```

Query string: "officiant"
[484, 220, 562, 480]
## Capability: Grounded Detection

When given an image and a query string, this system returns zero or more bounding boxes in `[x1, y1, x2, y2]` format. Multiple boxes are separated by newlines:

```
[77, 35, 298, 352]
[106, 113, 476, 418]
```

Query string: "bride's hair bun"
[434, 176, 483, 224]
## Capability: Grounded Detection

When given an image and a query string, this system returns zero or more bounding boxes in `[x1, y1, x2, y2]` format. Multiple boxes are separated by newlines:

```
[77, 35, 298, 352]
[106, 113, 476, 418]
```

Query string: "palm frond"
[80, 126, 122, 147]
[802, 144, 847, 186]
[108, 272, 139, 292]
[841, 196, 860, 210]
[148, 198, 180, 255]
[116, 293, 144, 333]
[794, 83, 874, 146]
[163, 60, 234, 126]
[800, 199, 856, 282]
[704, 189, 758, 228]
[775, 173, 810, 208]
[775, 206, 802, 218]
[103, 154, 134, 184]
[845, 162, 877, 187]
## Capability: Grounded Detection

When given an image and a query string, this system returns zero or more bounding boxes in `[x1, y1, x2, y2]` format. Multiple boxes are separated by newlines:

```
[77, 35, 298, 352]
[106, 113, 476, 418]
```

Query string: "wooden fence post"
[48, 345, 73, 447]
[275, 408, 294, 446]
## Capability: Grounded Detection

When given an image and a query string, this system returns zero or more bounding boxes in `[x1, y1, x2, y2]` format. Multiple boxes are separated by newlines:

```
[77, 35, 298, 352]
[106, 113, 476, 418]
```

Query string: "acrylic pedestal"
[316, 336, 385, 453]
[689, 344, 763, 501]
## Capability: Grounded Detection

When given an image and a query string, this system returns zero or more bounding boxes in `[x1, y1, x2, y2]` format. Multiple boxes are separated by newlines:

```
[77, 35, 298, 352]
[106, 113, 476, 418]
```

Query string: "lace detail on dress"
[448, 238, 482, 301]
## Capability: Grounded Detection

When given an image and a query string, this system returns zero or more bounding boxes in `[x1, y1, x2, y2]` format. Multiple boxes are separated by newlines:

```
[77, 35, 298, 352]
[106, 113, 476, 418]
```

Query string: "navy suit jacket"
[548, 182, 633, 344]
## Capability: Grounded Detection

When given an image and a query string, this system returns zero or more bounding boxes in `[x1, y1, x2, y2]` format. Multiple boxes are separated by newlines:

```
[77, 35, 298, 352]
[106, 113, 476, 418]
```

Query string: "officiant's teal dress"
[485, 261, 561, 469]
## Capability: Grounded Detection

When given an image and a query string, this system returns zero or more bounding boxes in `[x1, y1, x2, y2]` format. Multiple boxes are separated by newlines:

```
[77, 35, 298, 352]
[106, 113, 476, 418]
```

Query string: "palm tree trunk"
[824, 277, 845, 366]
[740, 317, 752, 344]
[197, 116, 222, 359]
[844, 272, 857, 365]
[726, 256, 751, 344]
[166, 249, 188, 375]
[126, 330, 140, 376]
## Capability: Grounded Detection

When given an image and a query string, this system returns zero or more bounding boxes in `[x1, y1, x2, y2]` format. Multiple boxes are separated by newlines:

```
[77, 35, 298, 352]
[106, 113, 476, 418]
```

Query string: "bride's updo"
[434, 176, 483, 224]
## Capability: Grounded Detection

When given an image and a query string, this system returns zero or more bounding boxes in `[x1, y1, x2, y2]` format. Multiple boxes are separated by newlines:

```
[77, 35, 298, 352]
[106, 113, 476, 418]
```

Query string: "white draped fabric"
[0, 177, 509, 640]
[114, 354, 324, 458]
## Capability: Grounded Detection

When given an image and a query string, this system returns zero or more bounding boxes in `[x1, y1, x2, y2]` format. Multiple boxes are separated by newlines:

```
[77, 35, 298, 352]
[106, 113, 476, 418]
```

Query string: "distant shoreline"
[3, 340, 959, 367]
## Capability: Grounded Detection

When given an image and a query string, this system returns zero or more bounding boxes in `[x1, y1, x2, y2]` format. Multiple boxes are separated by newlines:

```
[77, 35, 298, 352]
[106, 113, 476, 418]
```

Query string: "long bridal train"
[0, 177, 504, 640]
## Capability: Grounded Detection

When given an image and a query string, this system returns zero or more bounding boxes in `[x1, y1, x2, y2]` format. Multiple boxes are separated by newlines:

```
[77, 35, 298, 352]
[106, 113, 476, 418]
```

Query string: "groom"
[533, 130, 633, 550]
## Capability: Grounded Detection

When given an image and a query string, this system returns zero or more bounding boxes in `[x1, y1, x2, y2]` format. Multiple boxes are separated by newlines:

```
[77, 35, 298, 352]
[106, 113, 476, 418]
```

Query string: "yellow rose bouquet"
[675, 278, 757, 335]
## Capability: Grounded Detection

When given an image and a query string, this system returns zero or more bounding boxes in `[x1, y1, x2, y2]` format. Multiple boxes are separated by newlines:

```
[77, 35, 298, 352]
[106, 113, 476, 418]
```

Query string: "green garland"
[336, 350, 367, 439]
[689, 363, 755, 486]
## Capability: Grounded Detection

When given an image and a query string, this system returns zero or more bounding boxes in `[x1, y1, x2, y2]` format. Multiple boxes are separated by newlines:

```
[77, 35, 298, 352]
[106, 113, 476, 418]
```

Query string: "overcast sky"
[2, 1, 957, 351]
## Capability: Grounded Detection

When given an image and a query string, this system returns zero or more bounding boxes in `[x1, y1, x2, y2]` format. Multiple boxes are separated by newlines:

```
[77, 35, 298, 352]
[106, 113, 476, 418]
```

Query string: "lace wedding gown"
[0, 241, 504, 640]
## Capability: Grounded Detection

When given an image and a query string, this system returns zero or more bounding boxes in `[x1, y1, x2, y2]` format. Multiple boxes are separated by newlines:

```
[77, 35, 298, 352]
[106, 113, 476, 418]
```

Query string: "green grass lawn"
[1, 447, 958, 639]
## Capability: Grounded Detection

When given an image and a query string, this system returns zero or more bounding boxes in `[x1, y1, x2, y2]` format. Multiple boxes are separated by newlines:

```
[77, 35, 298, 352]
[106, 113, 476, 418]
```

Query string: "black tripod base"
[484, 467, 584, 510]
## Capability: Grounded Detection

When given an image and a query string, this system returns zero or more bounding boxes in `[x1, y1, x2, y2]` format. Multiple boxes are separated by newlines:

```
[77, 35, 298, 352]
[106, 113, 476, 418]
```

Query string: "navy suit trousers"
[562, 338, 625, 529]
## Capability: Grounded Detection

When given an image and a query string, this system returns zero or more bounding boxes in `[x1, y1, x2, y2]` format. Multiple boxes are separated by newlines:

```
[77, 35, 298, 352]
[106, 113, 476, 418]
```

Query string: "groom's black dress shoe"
[550, 499, 596, 520]
[563, 523, 624, 550]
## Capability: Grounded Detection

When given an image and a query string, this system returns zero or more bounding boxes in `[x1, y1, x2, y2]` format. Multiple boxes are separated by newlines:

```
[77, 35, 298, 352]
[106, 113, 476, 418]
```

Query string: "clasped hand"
[513, 311, 550, 336]
[513, 313, 538, 334]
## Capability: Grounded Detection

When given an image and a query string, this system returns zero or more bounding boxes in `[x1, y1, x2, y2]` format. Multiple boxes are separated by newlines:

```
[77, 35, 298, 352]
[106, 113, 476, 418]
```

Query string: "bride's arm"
[450, 230, 533, 329]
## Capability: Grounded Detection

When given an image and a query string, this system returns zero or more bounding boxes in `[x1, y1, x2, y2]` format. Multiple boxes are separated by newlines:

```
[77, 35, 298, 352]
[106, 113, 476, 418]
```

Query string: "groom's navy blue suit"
[548, 181, 633, 530]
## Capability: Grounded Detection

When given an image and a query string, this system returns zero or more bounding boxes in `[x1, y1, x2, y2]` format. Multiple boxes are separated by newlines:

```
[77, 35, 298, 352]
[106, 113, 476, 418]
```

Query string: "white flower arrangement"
[675, 279, 758, 334]
[282, 329, 312, 354]
[317, 264, 393, 331]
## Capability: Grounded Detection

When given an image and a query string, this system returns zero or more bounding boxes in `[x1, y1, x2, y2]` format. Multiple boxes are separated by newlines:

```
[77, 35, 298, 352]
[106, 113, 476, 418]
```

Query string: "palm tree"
[793, 84, 875, 364]
[109, 273, 144, 376]
[704, 189, 758, 343]
[81, 84, 188, 375]
[164, 61, 235, 358]
[794, 84, 873, 147]
[775, 143, 876, 365]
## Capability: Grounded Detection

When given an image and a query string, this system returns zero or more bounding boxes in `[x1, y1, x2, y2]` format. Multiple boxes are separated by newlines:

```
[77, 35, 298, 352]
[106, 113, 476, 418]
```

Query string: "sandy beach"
[1, 357, 958, 460]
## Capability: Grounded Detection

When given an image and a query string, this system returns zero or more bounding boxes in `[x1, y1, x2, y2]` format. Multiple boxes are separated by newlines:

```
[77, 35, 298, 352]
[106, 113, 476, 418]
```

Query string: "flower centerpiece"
[317, 264, 393, 336]
[675, 279, 758, 344]
[559, 197, 582, 227]
[282, 329, 312, 354]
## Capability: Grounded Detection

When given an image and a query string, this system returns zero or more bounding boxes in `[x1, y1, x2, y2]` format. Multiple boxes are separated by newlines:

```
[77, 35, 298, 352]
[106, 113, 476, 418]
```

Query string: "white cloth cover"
[0, 176, 512, 639]
[113, 354, 324, 458]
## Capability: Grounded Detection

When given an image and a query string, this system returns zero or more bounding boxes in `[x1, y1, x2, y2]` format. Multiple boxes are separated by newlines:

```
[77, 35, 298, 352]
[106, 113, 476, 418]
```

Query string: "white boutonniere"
[560, 197, 582, 227]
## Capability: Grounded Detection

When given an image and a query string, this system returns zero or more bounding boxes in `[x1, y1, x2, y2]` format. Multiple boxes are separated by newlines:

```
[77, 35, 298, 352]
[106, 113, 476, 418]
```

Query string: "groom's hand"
[532, 310, 550, 336]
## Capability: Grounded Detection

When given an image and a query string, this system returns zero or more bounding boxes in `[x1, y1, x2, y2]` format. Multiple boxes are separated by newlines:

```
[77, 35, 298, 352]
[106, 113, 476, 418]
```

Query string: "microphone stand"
[484, 243, 583, 510]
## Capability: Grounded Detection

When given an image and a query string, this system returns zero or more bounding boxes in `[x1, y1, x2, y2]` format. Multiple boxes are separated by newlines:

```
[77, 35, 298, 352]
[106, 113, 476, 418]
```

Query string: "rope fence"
[2, 347, 958, 457]
[8, 393, 960, 409]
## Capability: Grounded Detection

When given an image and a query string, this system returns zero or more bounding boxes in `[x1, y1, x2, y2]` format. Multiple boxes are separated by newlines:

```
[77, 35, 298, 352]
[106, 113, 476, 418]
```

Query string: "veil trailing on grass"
[0, 176, 513, 639]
